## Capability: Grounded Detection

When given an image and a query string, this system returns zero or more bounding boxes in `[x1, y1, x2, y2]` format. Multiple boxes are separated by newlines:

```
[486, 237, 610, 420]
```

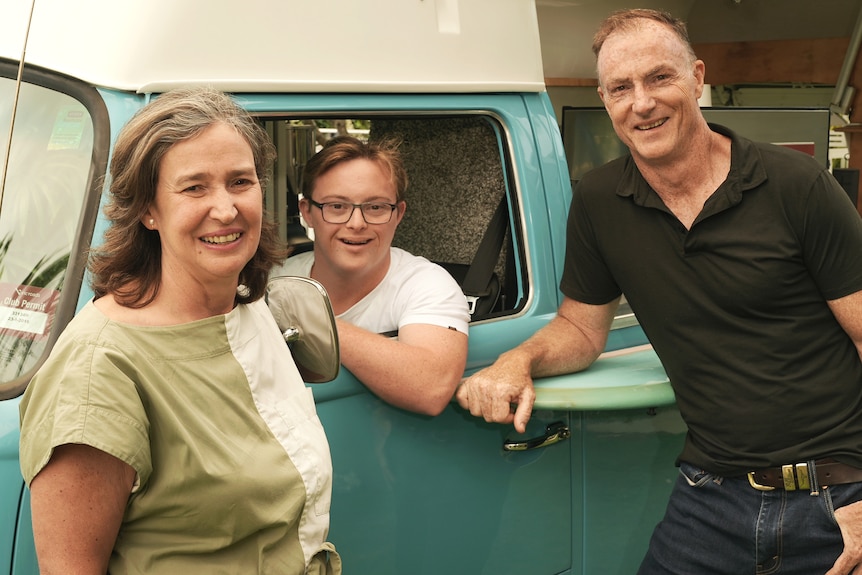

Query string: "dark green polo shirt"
[561, 123, 862, 476]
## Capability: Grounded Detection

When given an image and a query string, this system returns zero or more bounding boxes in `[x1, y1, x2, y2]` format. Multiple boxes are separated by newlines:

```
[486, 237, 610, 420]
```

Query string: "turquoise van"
[0, 0, 683, 573]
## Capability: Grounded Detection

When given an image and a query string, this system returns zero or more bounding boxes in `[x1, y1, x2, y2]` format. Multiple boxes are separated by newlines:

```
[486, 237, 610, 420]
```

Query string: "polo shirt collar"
[616, 122, 768, 211]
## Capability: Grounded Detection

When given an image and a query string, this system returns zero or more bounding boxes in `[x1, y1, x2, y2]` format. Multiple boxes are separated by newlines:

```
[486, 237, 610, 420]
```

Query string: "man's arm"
[456, 295, 619, 432]
[336, 319, 468, 416]
[828, 289, 862, 362]
[30, 443, 135, 575]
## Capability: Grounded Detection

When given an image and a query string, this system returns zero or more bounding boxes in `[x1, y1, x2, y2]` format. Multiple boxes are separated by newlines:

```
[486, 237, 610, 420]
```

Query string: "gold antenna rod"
[0, 0, 38, 212]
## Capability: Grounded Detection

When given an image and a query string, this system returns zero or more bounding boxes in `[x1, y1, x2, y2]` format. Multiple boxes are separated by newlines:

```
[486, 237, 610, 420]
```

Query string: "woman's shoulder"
[56, 300, 111, 342]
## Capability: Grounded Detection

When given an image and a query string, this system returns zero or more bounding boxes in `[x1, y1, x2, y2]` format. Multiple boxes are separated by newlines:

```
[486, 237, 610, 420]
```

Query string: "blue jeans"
[637, 461, 862, 574]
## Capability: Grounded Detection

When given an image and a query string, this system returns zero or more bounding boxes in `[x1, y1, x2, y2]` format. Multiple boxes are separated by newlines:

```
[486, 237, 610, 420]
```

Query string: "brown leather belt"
[747, 459, 862, 491]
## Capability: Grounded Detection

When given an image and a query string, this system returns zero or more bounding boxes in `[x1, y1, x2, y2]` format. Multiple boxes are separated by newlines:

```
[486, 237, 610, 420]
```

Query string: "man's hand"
[455, 353, 535, 433]
[456, 297, 618, 433]
[827, 499, 862, 575]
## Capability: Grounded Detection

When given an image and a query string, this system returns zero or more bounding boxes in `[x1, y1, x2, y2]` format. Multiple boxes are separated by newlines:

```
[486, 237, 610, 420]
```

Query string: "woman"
[18, 87, 340, 574]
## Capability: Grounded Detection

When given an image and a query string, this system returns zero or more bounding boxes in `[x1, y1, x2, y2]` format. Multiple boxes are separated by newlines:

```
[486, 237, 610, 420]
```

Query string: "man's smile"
[341, 238, 371, 246]
[636, 118, 668, 131]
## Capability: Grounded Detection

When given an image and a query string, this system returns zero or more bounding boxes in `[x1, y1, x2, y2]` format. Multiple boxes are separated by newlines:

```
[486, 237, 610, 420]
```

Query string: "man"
[275, 136, 469, 416]
[456, 8, 862, 574]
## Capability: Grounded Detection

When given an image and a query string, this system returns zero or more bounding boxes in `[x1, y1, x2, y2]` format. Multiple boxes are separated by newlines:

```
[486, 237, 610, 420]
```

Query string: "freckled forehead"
[596, 20, 688, 82]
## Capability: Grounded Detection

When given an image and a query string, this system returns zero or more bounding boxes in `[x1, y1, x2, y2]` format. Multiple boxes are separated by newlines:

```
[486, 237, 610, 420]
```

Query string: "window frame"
[255, 110, 530, 325]
[0, 59, 109, 399]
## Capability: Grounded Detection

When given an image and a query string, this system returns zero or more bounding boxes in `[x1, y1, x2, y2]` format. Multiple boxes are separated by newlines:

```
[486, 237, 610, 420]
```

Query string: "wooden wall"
[695, 37, 862, 214]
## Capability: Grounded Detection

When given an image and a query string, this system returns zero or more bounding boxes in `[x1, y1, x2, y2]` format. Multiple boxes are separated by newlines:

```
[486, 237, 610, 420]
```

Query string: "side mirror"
[266, 276, 340, 383]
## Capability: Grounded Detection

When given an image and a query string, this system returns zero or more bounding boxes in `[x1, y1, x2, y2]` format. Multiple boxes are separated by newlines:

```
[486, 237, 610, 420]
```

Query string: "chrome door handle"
[502, 421, 571, 451]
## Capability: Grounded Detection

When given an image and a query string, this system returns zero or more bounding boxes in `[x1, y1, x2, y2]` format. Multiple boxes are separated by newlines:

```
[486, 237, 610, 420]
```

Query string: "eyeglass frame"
[306, 198, 401, 225]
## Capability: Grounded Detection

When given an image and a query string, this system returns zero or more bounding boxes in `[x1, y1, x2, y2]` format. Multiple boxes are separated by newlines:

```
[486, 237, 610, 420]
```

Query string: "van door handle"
[502, 421, 571, 451]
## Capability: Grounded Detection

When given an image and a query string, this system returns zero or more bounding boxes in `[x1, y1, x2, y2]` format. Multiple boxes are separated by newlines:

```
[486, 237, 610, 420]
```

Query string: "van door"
[250, 92, 576, 575]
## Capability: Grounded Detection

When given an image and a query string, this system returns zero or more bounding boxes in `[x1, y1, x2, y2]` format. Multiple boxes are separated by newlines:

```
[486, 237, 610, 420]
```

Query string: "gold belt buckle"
[747, 463, 811, 491]
[747, 472, 775, 491]
[794, 462, 811, 490]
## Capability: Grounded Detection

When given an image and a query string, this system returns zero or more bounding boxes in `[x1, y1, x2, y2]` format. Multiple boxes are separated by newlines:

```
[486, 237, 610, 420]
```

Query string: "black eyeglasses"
[308, 199, 399, 224]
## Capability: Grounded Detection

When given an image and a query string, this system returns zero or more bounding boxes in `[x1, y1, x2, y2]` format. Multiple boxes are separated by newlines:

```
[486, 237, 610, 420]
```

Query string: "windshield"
[0, 76, 94, 392]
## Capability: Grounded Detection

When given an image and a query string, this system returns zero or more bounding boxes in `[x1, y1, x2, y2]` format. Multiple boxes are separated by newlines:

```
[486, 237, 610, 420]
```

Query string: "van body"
[0, 1, 682, 573]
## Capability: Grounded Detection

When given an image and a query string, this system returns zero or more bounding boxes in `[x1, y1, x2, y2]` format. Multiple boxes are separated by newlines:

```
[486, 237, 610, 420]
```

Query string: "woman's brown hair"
[89, 86, 285, 307]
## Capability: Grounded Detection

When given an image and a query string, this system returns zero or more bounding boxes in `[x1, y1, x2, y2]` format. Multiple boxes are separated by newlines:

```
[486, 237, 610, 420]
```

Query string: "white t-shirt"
[273, 247, 469, 336]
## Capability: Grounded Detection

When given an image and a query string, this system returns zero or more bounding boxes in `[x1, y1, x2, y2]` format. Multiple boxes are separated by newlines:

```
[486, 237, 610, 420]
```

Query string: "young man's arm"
[337, 320, 468, 416]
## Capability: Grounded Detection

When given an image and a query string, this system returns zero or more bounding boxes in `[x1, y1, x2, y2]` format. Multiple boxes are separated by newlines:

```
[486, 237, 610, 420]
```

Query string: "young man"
[456, 8, 862, 574]
[275, 136, 469, 416]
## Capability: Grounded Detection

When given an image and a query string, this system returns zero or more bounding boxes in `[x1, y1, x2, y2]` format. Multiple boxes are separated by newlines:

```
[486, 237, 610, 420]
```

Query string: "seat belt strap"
[462, 194, 508, 299]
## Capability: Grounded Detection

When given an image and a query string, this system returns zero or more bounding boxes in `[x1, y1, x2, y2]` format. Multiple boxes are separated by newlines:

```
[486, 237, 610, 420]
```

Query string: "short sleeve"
[799, 169, 862, 300]
[560, 181, 623, 305]
[397, 261, 470, 335]
[19, 332, 152, 489]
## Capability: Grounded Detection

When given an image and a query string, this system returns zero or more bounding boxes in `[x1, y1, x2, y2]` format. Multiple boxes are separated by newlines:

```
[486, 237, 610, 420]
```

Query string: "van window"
[260, 114, 526, 323]
[0, 72, 101, 397]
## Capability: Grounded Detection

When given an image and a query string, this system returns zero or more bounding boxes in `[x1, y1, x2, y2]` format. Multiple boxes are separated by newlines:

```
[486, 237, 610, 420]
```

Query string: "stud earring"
[149, 219, 155, 227]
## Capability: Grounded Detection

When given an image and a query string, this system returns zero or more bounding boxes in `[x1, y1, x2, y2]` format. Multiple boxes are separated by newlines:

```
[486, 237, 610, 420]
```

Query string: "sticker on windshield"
[0, 284, 60, 341]
[47, 106, 86, 151]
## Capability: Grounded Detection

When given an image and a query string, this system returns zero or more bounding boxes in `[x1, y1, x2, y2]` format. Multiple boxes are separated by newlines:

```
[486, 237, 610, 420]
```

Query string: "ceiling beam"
[693, 38, 850, 86]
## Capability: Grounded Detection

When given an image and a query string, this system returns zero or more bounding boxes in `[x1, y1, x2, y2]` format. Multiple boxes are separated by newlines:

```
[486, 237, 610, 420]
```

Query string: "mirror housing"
[266, 276, 340, 383]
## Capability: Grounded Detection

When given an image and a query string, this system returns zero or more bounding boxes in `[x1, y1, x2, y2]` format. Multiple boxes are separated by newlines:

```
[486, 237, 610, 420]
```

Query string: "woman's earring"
[149, 219, 155, 228]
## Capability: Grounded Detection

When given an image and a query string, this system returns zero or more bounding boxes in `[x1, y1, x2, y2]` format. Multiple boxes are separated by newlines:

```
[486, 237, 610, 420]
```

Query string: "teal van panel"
[533, 346, 674, 411]
[0, 396, 36, 575]
[11, 489, 35, 575]
[581, 407, 686, 574]
[317, 391, 575, 574]
[0, 397, 22, 574]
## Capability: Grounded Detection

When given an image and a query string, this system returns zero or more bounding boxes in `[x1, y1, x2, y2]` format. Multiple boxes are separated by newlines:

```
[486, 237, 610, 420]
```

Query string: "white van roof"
[1, 0, 546, 94]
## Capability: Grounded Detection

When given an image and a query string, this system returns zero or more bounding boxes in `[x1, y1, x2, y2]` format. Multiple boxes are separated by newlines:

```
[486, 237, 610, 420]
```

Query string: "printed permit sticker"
[47, 106, 86, 151]
[0, 283, 60, 341]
